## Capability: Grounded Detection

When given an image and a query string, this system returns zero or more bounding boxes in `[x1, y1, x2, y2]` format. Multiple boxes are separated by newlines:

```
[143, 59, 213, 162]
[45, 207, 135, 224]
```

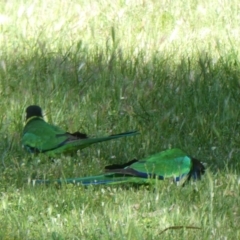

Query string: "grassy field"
[0, 0, 240, 239]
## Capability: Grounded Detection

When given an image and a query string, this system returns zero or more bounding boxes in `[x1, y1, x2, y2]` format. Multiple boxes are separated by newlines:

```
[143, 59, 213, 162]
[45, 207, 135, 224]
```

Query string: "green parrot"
[34, 148, 205, 185]
[22, 105, 139, 156]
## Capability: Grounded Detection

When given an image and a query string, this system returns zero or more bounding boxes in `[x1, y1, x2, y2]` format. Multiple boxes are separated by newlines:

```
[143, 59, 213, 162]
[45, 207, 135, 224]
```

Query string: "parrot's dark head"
[25, 105, 43, 121]
[189, 157, 206, 180]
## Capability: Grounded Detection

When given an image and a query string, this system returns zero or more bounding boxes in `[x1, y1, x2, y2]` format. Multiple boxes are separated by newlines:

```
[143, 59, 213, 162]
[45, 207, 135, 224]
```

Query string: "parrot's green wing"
[130, 148, 191, 179]
[22, 117, 69, 153]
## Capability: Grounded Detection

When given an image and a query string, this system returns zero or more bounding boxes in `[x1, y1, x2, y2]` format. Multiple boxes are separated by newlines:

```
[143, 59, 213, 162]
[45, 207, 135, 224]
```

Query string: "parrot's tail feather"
[81, 130, 139, 144]
[64, 130, 139, 149]
[40, 130, 140, 155]
[109, 130, 139, 137]
[33, 173, 149, 186]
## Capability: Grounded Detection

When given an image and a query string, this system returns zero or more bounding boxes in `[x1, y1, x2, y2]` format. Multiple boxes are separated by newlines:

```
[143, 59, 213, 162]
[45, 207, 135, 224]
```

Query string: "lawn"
[0, 0, 240, 239]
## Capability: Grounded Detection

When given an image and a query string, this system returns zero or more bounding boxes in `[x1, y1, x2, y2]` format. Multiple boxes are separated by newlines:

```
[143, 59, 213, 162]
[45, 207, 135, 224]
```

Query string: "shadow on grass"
[1, 43, 240, 183]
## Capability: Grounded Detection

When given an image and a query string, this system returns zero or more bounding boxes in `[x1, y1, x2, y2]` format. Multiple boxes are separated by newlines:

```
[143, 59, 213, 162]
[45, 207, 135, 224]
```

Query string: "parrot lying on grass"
[22, 105, 139, 156]
[34, 148, 205, 185]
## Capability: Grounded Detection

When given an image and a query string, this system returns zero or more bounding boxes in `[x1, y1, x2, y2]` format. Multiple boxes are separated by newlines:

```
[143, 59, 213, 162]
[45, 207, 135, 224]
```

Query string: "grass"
[0, 0, 240, 239]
